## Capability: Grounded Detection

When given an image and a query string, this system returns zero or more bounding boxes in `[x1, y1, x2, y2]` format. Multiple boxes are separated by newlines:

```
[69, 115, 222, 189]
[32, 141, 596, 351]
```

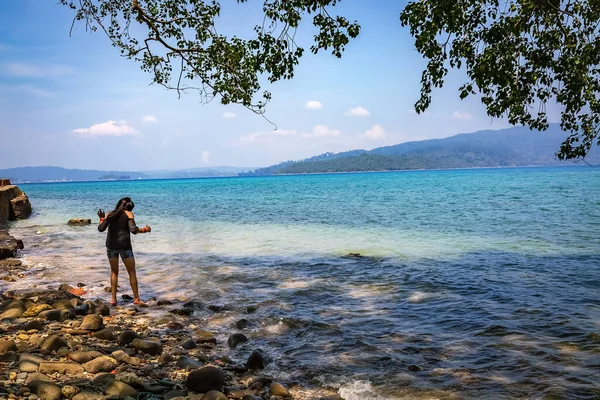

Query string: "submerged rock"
[227, 333, 248, 349]
[246, 349, 268, 370]
[68, 218, 91, 226]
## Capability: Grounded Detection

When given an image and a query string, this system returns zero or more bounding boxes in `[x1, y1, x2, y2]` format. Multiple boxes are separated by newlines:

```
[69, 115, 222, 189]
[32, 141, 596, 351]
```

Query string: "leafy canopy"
[61, 0, 600, 159]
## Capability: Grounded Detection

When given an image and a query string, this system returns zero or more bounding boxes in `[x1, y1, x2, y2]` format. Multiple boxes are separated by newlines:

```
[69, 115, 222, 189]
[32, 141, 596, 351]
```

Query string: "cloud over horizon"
[365, 124, 386, 139]
[73, 120, 137, 136]
[451, 111, 473, 120]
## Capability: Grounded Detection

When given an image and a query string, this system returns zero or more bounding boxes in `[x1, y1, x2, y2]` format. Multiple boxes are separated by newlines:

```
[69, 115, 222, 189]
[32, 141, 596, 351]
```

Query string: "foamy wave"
[407, 291, 440, 303]
[337, 380, 390, 400]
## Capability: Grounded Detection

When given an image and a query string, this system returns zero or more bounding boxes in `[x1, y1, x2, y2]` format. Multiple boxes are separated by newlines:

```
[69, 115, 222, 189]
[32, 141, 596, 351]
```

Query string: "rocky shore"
[0, 267, 343, 400]
[0, 181, 32, 228]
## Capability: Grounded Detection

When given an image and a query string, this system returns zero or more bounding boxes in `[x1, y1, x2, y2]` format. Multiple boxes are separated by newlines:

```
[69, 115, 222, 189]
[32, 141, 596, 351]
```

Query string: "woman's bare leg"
[108, 257, 119, 305]
[122, 256, 141, 302]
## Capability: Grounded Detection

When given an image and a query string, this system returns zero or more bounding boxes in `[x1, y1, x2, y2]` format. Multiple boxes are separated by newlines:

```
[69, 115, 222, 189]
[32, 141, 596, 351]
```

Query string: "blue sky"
[0, 0, 521, 171]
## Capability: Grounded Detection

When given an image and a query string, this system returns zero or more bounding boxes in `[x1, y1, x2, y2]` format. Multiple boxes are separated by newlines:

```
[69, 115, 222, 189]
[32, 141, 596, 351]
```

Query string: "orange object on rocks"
[68, 288, 86, 296]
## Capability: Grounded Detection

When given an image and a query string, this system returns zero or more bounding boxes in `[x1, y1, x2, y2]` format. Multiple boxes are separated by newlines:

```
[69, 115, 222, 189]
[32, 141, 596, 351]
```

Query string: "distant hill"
[0, 167, 149, 183]
[145, 166, 254, 179]
[242, 125, 595, 175]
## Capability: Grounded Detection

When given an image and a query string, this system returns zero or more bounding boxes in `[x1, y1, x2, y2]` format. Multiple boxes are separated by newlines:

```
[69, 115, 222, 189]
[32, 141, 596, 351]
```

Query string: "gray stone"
[105, 380, 138, 398]
[83, 356, 117, 373]
[27, 380, 61, 400]
[131, 338, 163, 355]
[79, 314, 104, 331]
[0, 340, 17, 354]
[176, 356, 202, 371]
[39, 335, 68, 352]
[181, 339, 197, 349]
[186, 366, 225, 393]
[116, 330, 140, 345]
[38, 361, 84, 375]
[270, 382, 291, 397]
[227, 333, 248, 349]
[201, 391, 227, 400]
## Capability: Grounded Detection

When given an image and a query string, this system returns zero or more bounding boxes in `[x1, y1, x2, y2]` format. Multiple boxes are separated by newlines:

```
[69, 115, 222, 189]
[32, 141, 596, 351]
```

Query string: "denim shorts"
[106, 248, 134, 259]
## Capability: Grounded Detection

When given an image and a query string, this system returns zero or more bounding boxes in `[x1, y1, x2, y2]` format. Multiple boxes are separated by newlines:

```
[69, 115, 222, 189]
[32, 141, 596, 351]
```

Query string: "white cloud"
[365, 124, 386, 139]
[302, 125, 341, 138]
[222, 112, 237, 119]
[2, 62, 73, 77]
[305, 101, 323, 109]
[73, 120, 137, 136]
[346, 106, 370, 117]
[451, 111, 473, 120]
[141, 115, 158, 123]
[202, 151, 211, 163]
[240, 129, 297, 143]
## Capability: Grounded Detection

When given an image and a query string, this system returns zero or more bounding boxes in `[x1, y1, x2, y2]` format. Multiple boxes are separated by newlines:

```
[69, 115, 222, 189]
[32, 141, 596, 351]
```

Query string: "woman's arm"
[97, 209, 109, 232]
[125, 211, 151, 234]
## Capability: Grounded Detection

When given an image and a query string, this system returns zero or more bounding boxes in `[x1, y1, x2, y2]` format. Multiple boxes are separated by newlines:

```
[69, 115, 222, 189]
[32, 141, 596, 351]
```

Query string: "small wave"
[337, 380, 390, 400]
[407, 291, 440, 304]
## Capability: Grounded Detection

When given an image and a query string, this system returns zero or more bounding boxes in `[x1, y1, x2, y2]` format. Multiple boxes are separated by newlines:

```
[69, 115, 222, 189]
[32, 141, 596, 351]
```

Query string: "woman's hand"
[144, 225, 151, 233]
[97, 209, 105, 219]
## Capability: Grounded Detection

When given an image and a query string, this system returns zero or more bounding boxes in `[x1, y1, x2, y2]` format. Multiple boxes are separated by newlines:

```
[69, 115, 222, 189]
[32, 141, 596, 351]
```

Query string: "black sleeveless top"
[98, 212, 140, 250]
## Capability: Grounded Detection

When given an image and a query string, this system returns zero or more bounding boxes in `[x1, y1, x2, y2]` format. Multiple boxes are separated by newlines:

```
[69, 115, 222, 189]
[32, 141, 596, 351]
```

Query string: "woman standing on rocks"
[97, 197, 151, 306]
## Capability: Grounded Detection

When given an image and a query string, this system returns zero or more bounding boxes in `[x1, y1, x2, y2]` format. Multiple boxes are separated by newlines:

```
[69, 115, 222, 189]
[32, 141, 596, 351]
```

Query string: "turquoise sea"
[6, 166, 600, 399]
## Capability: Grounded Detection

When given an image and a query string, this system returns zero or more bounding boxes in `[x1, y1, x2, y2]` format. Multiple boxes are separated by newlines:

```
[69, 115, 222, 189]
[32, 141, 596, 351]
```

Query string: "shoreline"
[0, 252, 344, 400]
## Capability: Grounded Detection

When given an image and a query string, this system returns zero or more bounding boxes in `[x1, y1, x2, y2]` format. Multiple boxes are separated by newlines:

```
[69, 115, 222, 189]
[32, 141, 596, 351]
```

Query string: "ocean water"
[5, 166, 600, 399]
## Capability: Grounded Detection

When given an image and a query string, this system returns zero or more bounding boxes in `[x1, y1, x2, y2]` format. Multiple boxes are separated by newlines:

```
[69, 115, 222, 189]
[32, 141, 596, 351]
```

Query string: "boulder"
[38, 308, 75, 322]
[105, 380, 138, 398]
[131, 338, 163, 355]
[0, 340, 17, 354]
[19, 353, 43, 372]
[246, 349, 268, 370]
[93, 328, 116, 341]
[73, 391, 106, 400]
[80, 314, 104, 331]
[85, 300, 110, 316]
[68, 218, 91, 226]
[176, 356, 202, 371]
[117, 330, 141, 345]
[25, 372, 52, 384]
[0, 230, 24, 260]
[39, 335, 68, 352]
[53, 299, 77, 310]
[270, 382, 291, 397]
[10, 195, 32, 220]
[27, 380, 62, 400]
[186, 366, 225, 393]
[69, 351, 95, 364]
[83, 356, 117, 373]
[201, 391, 228, 400]
[227, 333, 248, 349]
[38, 361, 84, 375]
[23, 319, 44, 331]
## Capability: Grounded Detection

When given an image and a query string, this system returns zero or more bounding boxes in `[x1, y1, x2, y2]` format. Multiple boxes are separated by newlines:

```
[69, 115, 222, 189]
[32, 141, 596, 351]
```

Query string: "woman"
[97, 197, 151, 306]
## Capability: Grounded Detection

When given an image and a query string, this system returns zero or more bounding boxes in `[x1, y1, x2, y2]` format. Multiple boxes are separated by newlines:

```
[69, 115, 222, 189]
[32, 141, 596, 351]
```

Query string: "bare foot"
[133, 298, 145, 305]
[109, 300, 117, 306]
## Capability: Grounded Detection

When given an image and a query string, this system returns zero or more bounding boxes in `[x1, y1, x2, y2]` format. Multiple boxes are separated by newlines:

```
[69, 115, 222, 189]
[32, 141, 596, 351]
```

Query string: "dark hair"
[107, 197, 135, 220]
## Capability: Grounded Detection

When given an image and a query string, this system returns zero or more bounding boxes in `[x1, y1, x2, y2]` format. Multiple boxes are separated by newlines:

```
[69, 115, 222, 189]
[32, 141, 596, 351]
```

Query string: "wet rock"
[157, 299, 173, 306]
[176, 356, 202, 371]
[27, 380, 62, 400]
[408, 364, 423, 372]
[169, 308, 193, 317]
[270, 382, 291, 397]
[38, 362, 84, 375]
[246, 305, 258, 313]
[93, 328, 115, 341]
[68, 218, 91, 226]
[69, 351, 95, 364]
[62, 385, 77, 399]
[72, 392, 105, 400]
[164, 390, 188, 400]
[80, 314, 104, 331]
[53, 299, 76, 310]
[0, 339, 17, 354]
[93, 373, 115, 386]
[10, 194, 32, 220]
[23, 304, 53, 317]
[0, 350, 18, 362]
[23, 320, 44, 331]
[19, 354, 43, 373]
[186, 366, 225, 393]
[195, 330, 217, 344]
[0, 298, 25, 319]
[228, 333, 248, 349]
[201, 391, 228, 400]
[38, 309, 75, 322]
[236, 319, 250, 329]
[111, 350, 140, 366]
[0, 230, 24, 259]
[116, 330, 141, 345]
[83, 356, 117, 373]
[85, 300, 109, 316]
[181, 339, 197, 349]
[158, 353, 176, 364]
[25, 372, 51, 384]
[246, 349, 267, 370]
[39, 335, 68, 352]
[105, 380, 138, 398]
[167, 321, 185, 330]
[131, 338, 163, 355]
[241, 396, 262, 400]
[58, 283, 74, 292]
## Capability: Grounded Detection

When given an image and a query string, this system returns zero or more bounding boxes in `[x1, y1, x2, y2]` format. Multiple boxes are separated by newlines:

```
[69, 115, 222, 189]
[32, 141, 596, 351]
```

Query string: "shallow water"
[5, 167, 600, 399]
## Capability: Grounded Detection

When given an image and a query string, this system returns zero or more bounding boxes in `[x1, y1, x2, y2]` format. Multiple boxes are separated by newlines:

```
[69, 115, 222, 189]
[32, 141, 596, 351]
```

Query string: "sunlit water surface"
[5, 167, 600, 399]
